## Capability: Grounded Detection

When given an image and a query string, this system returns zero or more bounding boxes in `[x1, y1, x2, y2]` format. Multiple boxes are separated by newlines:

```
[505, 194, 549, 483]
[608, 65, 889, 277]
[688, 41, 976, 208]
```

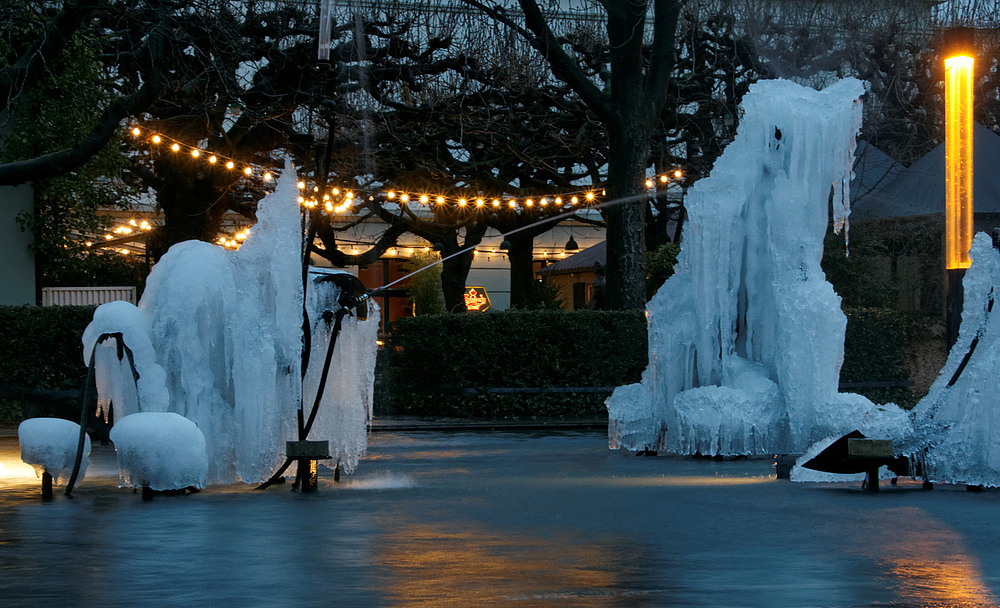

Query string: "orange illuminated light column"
[945, 54, 974, 270]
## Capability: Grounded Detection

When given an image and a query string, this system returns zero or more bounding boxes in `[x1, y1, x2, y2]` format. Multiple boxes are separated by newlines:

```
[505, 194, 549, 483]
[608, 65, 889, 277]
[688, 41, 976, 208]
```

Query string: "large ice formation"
[18, 418, 90, 484]
[109, 412, 208, 490]
[608, 78, 883, 456]
[83, 159, 380, 485]
[892, 233, 1000, 486]
[793, 233, 1000, 487]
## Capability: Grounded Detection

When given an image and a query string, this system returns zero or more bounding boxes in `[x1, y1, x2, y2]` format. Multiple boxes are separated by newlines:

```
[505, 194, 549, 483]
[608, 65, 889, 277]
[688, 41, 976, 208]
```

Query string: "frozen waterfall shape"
[82, 158, 380, 485]
[892, 233, 1000, 487]
[607, 78, 873, 456]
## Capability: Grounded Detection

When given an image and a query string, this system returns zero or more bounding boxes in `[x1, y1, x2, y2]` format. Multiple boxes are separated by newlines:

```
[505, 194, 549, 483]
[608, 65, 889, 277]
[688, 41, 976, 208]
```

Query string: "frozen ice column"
[608, 78, 866, 456]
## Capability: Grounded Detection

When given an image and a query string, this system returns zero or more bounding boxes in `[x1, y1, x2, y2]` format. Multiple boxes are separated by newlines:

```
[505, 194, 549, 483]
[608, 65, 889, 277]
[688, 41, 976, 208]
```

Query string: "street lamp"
[943, 27, 975, 347]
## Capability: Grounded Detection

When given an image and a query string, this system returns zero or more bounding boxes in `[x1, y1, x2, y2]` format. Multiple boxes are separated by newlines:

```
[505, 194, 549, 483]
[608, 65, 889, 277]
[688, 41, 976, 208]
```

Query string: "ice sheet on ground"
[18, 418, 90, 484]
[607, 78, 908, 456]
[82, 158, 380, 485]
[109, 412, 208, 490]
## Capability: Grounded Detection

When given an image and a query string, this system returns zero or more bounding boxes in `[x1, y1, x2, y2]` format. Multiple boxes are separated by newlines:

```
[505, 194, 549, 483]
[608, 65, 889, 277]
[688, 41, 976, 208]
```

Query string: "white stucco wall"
[0, 184, 36, 305]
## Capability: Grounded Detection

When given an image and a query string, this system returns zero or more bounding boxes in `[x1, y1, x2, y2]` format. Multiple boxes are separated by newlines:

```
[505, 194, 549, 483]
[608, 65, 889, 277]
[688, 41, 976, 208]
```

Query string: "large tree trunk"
[439, 222, 488, 313]
[603, 2, 653, 311]
[604, 121, 648, 311]
[507, 231, 535, 308]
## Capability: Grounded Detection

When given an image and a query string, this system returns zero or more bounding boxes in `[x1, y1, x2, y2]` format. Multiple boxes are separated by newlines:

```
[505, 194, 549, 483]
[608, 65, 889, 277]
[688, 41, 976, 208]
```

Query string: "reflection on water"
[377, 522, 639, 607]
[855, 506, 998, 605]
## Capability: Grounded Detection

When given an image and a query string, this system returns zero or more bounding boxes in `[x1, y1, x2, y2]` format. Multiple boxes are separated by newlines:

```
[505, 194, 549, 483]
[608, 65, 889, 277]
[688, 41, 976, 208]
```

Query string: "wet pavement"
[2, 428, 1000, 607]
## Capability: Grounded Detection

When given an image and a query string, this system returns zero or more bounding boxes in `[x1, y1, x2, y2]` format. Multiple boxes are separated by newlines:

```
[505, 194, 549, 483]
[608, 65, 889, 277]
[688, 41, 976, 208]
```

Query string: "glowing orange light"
[945, 54, 974, 269]
[171, 144, 180, 152]
[226, 161, 234, 169]
[132, 127, 141, 136]
[151, 135, 161, 144]
[191, 149, 200, 158]
[208, 155, 217, 164]
[436, 196, 445, 205]
[263, 172, 272, 181]
[420, 195, 429, 204]
[244, 167, 252, 176]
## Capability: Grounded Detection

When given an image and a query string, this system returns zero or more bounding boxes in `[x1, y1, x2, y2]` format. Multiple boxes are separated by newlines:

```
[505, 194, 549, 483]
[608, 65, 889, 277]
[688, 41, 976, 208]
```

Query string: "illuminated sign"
[464, 287, 491, 312]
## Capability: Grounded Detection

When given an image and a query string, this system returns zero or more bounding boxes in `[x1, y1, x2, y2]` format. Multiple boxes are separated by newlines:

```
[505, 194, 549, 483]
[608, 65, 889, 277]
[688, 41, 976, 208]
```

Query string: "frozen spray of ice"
[607, 78, 890, 456]
[109, 412, 208, 490]
[18, 418, 90, 484]
[83, 159, 380, 485]
[890, 233, 1000, 486]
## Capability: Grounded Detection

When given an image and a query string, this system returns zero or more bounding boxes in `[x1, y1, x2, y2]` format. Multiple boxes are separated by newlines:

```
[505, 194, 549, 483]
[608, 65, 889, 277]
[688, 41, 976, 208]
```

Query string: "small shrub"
[0, 305, 95, 391]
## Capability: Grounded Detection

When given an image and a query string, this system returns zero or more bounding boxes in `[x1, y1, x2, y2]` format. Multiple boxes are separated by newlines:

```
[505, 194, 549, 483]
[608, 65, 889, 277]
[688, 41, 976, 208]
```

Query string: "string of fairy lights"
[94, 125, 686, 255]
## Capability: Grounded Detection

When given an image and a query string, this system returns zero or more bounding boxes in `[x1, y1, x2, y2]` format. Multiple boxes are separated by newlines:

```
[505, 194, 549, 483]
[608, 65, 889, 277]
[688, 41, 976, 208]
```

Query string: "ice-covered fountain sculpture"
[80, 159, 379, 487]
[608, 77, 887, 456]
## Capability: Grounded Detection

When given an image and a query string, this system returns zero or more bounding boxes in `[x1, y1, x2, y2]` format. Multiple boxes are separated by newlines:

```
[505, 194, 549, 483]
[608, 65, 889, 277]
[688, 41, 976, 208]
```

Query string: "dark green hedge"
[841, 307, 915, 407]
[0, 305, 95, 391]
[385, 309, 648, 418]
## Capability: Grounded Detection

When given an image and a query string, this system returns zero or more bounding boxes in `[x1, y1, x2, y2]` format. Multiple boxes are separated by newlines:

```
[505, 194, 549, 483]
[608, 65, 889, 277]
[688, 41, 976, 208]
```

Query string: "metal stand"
[41, 472, 53, 499]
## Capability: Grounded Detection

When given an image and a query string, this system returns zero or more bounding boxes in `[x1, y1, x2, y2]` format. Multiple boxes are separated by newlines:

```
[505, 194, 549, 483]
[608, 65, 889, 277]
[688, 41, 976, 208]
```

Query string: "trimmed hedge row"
[386, 306, 917, 417]
[0, 303, 916, 423]
[385, 309, 648, 418]
[841, 307, 916, 407]
[0, 305, 95, 391]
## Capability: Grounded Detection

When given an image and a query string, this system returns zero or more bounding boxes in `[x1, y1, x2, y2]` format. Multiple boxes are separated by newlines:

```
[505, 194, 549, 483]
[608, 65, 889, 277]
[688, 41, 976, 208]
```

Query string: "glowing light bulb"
[436, 196, 445, 205]
[645, 179, 654, 188]
[555, 197, 562, 205]
[191, 149, 200, 158]
[129, 219, 137, 226]
[540, 198, 548, 206]
[458, 199, 467, 206]
[509, 200, 516, 208]
[171, 144, 180, 152]
[263, 172, 272, 181]
[132, 127, 141, 136]
[571, 196, 579, 204]
[420, 195, 429, 204]
[660, 175, 668, 183]
[476, 198, 485, 207]
[387, 191, 396, 199]
[209, 155, 218, 164]
[152, 135, 161, 144]
[674, 169, 682, 178]
[586, 192, 595, 201]
[492, 199, 500, 207]
[332, 188, 340, 195]
[298, 181, 306, 189]
[244, 167, 252, 176]
[85, 241, 93, 247]
[326, 202, 333, 212]
[226, 161, 234, 169]
[346, 191, 354, 199]
[401, 194, 409, 203]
